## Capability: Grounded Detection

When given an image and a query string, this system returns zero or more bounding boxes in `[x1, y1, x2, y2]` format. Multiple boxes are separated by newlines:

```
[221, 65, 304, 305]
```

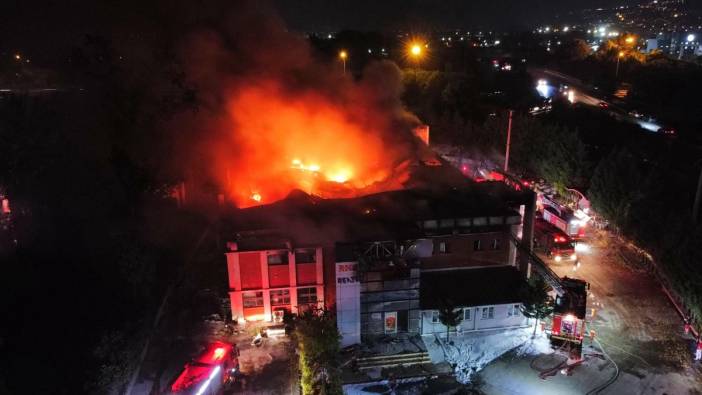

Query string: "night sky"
[272, 0, 631, 31]
[0, 0, 654, 67]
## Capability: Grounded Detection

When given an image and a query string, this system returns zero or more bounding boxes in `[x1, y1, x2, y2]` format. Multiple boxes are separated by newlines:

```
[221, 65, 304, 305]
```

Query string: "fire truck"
[534, 218, 577, 262]
[550, 277, 588, 356]
[509, 233, 589, 358]
[169, 342, 240, 395]
[538, 195, 588, 240]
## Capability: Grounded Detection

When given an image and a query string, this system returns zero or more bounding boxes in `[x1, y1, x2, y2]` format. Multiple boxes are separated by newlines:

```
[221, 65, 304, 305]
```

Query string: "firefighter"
[696, 338, 702, 362]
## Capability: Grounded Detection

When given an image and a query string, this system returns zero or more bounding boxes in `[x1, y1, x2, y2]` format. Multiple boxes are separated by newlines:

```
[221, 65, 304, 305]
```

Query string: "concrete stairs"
[356, 351, 432, 371]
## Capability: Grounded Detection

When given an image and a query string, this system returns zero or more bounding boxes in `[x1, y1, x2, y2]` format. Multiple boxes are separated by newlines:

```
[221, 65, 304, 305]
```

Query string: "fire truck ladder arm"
[510, 233, 566, 296]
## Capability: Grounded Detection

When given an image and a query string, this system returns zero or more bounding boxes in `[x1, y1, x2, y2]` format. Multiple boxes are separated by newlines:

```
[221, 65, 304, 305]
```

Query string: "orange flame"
[212, 80, 404, 207]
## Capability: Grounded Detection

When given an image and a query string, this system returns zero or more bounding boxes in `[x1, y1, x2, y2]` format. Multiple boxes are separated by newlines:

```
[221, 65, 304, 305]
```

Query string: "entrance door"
[397, 310, 408, 332]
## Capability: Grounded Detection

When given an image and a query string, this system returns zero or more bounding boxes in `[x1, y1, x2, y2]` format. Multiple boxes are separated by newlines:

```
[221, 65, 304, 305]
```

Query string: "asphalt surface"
[530, 68, 664, 133]
[480, 230, 702, 395]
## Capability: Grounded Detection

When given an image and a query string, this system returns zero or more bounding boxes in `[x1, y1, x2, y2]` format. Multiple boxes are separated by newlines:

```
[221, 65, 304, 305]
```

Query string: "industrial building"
[220, 160, 537, 346]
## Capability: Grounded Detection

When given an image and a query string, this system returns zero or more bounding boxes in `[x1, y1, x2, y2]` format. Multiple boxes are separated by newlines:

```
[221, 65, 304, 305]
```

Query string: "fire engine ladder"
[509, 233, 566, 296]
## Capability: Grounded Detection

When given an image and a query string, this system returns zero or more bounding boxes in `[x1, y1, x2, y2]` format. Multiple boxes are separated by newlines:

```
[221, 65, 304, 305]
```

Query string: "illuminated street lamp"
[408, 42, 424, 69]
[616, 51, 624, 79]
[339, 50, 348, 75]
[688, 34, 696, 43]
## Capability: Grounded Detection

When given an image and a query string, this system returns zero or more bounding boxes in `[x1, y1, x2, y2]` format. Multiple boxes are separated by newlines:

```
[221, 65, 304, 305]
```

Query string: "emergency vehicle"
[538, 195, 588, 240]
[534, 218, 577, 262]
[550, 277, 589, 356]
[169, 342, 239, 395]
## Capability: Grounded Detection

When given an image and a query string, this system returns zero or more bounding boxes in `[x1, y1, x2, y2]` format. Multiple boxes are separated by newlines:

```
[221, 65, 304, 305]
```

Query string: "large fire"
[174, 5, 420, 208]
[212, 80, 411, 207]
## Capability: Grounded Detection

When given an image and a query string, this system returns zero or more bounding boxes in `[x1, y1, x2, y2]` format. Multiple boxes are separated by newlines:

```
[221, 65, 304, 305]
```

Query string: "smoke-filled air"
[175, 2, 421, 207]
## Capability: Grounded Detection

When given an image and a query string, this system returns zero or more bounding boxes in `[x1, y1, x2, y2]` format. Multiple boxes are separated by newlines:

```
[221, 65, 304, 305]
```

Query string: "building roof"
[420, 266, 525, 309]
[221, 184, 523, 249]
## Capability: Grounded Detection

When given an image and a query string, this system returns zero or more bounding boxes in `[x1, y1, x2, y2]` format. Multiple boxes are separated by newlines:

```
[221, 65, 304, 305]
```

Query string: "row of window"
[423, 216, 512, 229]
[430, 304, 521, 323]
[266, 249, 317, 265]
[437, 239, 501, 253]
[242, 287, 318, 308]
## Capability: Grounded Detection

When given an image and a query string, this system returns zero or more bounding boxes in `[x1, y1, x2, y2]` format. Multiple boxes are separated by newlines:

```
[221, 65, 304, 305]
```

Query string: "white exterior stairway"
[355, 351, 432, 370]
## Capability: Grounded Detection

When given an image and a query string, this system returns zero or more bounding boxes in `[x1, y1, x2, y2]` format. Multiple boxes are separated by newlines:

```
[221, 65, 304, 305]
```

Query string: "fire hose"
[529, 342, 568, 379]
[585, 337, 619, 395]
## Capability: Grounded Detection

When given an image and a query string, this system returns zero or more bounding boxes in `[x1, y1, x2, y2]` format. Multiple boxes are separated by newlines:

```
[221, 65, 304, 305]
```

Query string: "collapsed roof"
[220, 181, 525, 249]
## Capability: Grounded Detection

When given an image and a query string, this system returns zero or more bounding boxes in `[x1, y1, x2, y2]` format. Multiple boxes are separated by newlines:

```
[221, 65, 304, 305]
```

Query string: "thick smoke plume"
[175, 1, 420, 207]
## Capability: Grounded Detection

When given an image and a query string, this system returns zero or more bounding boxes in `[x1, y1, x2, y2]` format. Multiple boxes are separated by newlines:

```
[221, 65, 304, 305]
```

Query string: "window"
[508, 304, 521, 317]
[243, 291, 264, 308]
[439, 219, 454, 228]
[491, 239, 500, 250]
[295, 249, 316, 264]
[463, 308, 472, 321]
[473, 240, 482, 251]
[439, 241, 449, 253]
[270, 289, 290, 306]
[481, 306, 495, 320]
[431, 311, 440, 323]
[423, 220, 437, 229]
[267, 252, 289, 265]
[297, 287, 318, 305]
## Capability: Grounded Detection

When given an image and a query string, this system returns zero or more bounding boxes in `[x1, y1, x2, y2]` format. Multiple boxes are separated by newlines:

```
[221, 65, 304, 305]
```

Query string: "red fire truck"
[538, 195, 588, 240]
[550, 277, 588, 356]
[534, 218, 577, 262]
[169, 342, 240, 395]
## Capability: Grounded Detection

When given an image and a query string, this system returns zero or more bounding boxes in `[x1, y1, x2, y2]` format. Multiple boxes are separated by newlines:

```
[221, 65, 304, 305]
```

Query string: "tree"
[588, 147, 645, 232]
[520, 276, 554, 337]
[560, 39, 591, 61]
[437, 298, 463, 342]
[291, 309, 342, 395]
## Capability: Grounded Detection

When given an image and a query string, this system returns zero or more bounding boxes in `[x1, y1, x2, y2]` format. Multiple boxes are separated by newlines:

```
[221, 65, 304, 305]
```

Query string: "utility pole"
[504, 110, 513, 172]
[693, 165, 702, 223]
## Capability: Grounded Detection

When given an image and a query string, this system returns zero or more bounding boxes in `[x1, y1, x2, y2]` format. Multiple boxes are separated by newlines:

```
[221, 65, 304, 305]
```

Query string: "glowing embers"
[291, 158, 352, 184]
[291, 158, 321, 173]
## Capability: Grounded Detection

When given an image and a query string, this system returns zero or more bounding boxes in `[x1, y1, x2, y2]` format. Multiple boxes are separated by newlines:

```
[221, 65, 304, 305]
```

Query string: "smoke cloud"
[172, 1, 420, 207]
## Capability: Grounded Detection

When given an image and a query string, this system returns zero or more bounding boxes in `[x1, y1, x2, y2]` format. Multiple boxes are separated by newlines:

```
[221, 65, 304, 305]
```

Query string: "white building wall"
[336, 261, 361, 346]
[420, 303, 527, 336]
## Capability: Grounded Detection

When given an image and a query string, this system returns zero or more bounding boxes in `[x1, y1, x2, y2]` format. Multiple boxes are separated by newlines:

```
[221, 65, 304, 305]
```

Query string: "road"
[529, 68, 664, 133]
[479, 230, 702, 394]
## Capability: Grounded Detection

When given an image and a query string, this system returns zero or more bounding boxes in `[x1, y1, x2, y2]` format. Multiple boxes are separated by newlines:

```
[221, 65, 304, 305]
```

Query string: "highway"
[529, 68, 664, 133]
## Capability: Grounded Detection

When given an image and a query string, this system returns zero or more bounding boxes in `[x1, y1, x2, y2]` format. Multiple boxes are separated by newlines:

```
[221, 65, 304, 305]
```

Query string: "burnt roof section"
[221, 183, 522, 248]
[420, 266, 525, 309]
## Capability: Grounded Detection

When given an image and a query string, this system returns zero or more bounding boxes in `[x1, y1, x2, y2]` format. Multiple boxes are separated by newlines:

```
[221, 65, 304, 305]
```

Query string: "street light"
[616, 51, 624, 79]
[339, 50, 348, 75]
[687, 34, 696, 43]
[408, 42, 424, 69]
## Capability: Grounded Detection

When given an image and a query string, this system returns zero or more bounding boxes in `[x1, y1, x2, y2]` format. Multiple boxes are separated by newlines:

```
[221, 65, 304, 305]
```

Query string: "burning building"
[171, 6, 425, 210]
[221, 164, 537, 345]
